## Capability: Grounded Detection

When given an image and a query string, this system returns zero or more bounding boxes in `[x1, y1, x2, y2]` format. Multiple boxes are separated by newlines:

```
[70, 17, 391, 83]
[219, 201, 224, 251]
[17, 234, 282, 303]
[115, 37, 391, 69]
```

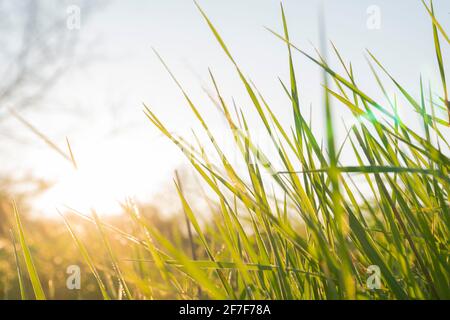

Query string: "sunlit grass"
[2, 1, 449, 300]
[142, 1, 449, 299]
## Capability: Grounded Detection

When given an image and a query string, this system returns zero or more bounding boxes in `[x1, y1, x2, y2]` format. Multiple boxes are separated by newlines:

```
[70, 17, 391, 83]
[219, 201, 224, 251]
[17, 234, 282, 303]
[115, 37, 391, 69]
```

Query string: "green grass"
[12, 201, 46, 300]
[4, 1, 449, 300]
[142, 1, 449, 299]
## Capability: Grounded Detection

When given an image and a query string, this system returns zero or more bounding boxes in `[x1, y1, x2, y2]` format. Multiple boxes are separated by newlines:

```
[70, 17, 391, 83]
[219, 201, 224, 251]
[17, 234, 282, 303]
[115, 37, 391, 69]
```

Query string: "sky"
[1, 0, 449, 216]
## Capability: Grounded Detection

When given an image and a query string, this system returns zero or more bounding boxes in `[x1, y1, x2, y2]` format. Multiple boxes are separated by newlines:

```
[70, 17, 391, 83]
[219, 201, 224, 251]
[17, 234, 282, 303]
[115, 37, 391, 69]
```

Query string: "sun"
[32, 129, 183, 218]
[34, 139, 152, 217]
[37, 159, 129, 217]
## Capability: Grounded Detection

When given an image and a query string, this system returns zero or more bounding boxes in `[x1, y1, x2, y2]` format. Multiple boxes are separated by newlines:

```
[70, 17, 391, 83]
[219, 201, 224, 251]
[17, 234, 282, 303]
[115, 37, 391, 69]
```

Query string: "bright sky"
[2, 0, 449, 216]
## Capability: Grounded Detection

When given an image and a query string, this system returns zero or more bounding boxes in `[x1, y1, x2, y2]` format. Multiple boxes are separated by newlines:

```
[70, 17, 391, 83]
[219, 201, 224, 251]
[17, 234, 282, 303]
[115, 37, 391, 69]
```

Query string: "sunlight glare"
[35, 139, 170, 217]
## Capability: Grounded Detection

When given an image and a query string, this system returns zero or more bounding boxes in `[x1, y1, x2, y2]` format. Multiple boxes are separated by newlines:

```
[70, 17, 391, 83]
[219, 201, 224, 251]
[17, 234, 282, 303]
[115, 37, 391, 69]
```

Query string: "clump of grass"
[5, 1, 449, 300]
[142, 1, 449, 299]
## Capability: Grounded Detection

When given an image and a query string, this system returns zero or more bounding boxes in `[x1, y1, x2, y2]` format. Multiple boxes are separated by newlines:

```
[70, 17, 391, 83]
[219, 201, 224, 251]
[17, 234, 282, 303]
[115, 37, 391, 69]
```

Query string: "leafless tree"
[0, 1, 105, 203]
[0, 0, 103, 118]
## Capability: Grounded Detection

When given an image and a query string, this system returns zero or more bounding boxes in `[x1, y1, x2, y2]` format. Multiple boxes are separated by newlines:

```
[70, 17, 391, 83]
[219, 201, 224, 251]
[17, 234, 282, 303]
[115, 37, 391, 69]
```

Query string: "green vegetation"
[0, 1, 449, 300]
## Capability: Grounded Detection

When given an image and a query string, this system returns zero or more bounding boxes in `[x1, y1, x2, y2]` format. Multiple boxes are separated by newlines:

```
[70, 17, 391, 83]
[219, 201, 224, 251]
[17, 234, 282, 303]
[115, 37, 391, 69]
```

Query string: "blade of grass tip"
[195, 1, 273, 134]
[66, 137, 78, 170]
[194, 1, 234, 62]
[9, 109, 72, 164]
[429, 0, 449, 124]
[266, 28, 397, 122]
[421, 0, 450, 44]
[9, 229, 27, 300]
[280, 3, 303, 146]
[12, 201, 46, 300]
